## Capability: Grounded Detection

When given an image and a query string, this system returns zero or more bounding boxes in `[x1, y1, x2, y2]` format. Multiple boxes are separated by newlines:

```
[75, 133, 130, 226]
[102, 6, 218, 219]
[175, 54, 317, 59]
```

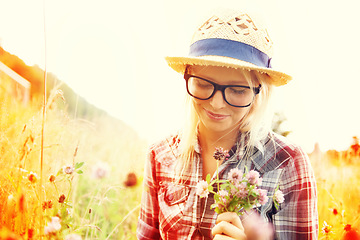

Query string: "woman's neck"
[198, 124, 239, 153]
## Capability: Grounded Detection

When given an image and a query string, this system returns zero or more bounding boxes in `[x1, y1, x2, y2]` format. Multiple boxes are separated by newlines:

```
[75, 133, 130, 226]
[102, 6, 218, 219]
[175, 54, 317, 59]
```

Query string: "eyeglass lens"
[187, 76, 255, 107]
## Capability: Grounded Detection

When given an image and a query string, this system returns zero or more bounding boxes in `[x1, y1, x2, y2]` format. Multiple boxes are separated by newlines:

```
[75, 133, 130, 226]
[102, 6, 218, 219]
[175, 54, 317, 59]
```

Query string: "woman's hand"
[212, 211, 274, 240]
[211, 212, 247, 240]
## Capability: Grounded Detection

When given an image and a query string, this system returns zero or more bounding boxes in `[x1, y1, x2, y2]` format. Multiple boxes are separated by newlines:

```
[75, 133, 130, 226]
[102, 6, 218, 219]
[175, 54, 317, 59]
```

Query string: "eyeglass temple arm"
[254, 84, 261, 94]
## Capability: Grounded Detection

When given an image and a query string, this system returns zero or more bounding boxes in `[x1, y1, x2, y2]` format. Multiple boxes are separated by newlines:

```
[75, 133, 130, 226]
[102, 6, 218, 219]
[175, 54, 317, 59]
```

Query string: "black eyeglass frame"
[184, 73, 261, 108]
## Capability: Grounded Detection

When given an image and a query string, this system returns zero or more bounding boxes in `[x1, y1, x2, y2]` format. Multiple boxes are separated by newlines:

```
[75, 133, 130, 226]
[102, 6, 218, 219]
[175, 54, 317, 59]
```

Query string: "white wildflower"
[196, 180, 210, 198]
[44, 216, 61, 235]
[92, 161, 110, 179]
[63, 165, 75, 174]
[274, 189, 285, 204]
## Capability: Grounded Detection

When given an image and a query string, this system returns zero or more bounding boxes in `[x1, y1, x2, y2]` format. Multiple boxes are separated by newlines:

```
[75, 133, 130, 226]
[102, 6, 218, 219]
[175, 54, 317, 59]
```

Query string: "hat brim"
[165, 55, 292, 87]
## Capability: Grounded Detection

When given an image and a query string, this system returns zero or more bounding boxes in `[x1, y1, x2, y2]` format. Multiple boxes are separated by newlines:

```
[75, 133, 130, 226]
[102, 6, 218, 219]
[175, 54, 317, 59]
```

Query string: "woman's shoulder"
[266, 131, 307, 157]
[148, 133, 181, 166]
[149, 133, 181, 152]
[266, 132, 316, 189]
[256, 131, 310, 171]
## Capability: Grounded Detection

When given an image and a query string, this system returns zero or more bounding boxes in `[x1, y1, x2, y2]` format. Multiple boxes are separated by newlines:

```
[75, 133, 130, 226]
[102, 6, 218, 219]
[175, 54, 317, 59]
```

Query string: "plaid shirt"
[137, 132, 318, 240]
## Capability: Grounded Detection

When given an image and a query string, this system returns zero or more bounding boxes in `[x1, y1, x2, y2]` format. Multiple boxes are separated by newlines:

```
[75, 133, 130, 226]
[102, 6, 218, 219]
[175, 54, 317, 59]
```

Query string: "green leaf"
[243, 203, 251, 210]
[220, 184, 228, 190]
[56, 168, 64, 176]
[250, 191, 257, 197]
[228, 205, 234, 212]
[217, 180, 228, 184]
[75, 162, 84, 169]
[206, 174, 211, 183]
[76, 170, 83, 174]
[274, 202, 279, 210]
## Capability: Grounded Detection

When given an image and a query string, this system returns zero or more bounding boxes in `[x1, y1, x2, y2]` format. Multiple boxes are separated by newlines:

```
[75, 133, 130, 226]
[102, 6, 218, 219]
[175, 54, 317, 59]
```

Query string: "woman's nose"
[209, 90, 226, 109]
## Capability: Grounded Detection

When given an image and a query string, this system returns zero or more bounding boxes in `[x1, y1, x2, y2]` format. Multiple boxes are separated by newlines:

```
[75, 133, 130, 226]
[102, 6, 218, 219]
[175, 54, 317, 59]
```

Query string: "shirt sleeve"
[137, 149, 161, 240]
[274, 146, 319, 240]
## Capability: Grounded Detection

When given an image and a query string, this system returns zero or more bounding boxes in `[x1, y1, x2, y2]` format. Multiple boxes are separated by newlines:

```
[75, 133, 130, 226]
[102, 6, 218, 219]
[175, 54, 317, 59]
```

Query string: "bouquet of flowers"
[196, 147, 284, 216]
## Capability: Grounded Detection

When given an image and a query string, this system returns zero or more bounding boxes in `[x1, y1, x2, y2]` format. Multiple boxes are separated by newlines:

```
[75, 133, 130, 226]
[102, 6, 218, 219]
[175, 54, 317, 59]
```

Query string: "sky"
[0, 0, 359, 152]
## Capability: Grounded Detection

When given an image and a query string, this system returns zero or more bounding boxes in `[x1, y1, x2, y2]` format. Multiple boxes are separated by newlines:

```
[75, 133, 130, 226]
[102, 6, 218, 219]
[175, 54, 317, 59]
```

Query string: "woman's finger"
[241, 210, 274, 240]
[213, 234, 239, 240]
[212, 220, 247, 240]
[216, 212, 244, 230]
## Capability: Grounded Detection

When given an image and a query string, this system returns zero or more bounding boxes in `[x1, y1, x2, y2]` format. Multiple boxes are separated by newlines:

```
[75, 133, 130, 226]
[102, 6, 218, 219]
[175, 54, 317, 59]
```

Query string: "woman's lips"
[205, 109, 229, 121]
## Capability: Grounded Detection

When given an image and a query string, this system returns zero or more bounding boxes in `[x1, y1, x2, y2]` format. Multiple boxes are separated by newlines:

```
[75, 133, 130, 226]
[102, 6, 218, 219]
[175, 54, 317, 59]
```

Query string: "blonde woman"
[137, 9, 318, 240]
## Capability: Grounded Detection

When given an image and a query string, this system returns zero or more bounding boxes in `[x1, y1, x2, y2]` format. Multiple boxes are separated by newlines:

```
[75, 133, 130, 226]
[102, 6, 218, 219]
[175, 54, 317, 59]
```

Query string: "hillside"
[0, 45, 129, 122]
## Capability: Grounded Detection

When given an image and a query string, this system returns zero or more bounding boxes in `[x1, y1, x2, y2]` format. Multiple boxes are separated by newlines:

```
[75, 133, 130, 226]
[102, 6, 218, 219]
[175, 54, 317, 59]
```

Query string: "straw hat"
[165, 9, 292, 86]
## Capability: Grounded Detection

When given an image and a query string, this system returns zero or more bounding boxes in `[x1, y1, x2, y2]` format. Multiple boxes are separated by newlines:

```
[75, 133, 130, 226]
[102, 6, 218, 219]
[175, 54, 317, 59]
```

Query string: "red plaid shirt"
[137, 132, 318, 240]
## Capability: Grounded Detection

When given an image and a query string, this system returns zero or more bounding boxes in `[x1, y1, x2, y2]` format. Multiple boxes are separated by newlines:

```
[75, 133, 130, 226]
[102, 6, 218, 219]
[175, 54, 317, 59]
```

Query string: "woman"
[137, 8, 318, 240]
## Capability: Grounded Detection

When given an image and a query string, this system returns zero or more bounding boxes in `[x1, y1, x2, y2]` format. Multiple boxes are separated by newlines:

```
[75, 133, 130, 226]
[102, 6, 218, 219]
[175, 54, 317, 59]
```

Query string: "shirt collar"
[192, 128, 294, 173]
[248, 132, 295, 174]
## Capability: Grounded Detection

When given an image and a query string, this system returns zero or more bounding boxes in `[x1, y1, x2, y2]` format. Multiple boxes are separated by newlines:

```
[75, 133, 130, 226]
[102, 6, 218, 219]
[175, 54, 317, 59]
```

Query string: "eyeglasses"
[184, 73, 261, 108]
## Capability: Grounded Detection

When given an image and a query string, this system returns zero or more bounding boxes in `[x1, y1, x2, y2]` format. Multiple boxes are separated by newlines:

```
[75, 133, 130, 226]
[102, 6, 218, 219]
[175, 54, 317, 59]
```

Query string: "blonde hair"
[175, 67, 274, 182]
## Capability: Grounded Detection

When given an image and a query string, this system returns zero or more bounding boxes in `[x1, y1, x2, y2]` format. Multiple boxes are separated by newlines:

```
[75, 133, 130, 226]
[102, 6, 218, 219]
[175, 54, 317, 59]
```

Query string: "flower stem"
[216, 160, 219, 192]
[52, 182, 59, 196]
[66, 179, 72, 201]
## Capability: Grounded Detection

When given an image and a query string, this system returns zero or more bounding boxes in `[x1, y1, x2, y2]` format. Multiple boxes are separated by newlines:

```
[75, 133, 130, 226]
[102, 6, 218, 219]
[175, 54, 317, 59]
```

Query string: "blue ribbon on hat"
[189, 38, 272, 68]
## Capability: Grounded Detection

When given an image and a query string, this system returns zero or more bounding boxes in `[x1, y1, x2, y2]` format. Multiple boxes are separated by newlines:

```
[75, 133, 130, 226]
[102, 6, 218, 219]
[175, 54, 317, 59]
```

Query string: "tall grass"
[0, 82, 146, 239]
[311, 149, 360, 239]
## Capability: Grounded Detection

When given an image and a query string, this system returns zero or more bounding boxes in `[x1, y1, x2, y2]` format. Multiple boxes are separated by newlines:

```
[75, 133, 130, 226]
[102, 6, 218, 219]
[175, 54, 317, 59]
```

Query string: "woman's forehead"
[188, 65, 260, 85]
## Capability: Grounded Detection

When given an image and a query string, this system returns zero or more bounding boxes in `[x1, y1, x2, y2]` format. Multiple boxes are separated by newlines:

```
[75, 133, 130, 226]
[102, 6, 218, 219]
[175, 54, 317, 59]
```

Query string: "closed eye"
[228, 87, 249, 95]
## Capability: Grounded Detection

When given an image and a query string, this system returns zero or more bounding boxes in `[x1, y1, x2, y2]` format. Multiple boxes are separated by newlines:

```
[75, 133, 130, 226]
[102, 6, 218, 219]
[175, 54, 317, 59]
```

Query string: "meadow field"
[0, 82, 147, 239]
[311, 148, 360, 240]
[0, 83, 359, 240]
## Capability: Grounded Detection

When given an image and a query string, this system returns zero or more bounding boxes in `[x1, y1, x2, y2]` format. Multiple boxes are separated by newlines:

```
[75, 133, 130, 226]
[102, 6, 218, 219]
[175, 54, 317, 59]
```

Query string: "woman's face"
[189, 65, 258, 136]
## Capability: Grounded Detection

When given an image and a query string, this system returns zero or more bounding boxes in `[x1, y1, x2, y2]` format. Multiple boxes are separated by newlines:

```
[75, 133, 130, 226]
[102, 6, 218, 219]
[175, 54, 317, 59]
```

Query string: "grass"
[312, 151, 360, 239]
[0, 82, 146, 239]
